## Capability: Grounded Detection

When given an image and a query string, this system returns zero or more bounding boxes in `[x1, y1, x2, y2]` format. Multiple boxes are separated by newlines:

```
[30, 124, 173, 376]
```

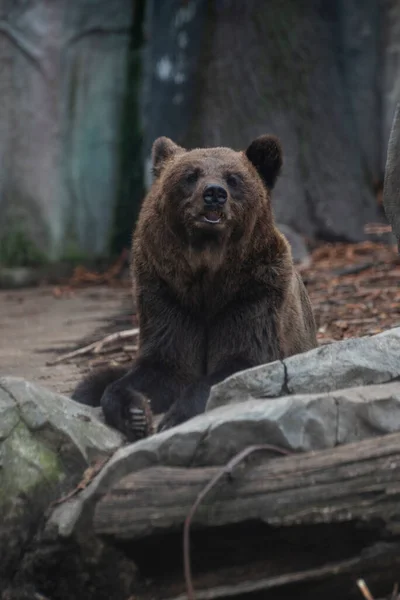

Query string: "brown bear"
[72, 134, 318, 441]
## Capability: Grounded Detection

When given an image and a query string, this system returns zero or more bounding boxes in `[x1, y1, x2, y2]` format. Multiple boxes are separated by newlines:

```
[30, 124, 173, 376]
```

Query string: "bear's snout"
[202, 184, 228, 207]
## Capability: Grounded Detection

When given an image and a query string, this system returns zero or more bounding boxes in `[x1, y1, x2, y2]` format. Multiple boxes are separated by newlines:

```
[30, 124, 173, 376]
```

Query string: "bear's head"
[151, 135, 283, 249]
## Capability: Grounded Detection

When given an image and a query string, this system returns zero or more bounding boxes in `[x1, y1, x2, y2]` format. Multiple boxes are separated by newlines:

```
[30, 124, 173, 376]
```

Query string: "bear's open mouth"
[202, 210, 223, 224]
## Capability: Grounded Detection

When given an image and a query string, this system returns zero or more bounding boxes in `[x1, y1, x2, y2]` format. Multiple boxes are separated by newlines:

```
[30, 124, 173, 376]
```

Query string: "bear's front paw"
[101, 384, 153, 442]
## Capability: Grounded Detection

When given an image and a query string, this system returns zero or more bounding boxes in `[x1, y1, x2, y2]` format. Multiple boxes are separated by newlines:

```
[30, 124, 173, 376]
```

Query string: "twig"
[50, 457, 110, 507]
[46, 328, 139, 365]
[183, 444, 291, 600]
[357, 579, 375, 600]
[122, 345, 139, 352]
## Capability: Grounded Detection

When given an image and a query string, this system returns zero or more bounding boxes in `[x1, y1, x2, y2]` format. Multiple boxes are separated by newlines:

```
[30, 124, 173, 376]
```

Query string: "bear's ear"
[152, 136, 185, 178]
[245, 135, 283, 189]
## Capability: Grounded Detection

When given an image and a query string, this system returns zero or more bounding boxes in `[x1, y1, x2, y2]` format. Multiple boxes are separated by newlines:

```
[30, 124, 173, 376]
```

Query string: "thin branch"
[183, 444, 292, 600]
[47, 328, 139, 365]
[50, 457, 110, 507]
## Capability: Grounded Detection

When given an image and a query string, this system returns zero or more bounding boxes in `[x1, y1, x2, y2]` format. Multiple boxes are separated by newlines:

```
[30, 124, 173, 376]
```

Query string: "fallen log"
[95, 431, 400, 539]
[93, 432, 400, 600]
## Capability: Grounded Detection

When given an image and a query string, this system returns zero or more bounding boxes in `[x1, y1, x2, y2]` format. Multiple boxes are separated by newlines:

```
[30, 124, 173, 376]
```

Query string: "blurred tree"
[142, 0, 389, 243]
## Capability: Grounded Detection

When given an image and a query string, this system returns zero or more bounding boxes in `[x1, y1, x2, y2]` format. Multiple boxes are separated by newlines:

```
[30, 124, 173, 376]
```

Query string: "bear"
[72, 134, 318, 441]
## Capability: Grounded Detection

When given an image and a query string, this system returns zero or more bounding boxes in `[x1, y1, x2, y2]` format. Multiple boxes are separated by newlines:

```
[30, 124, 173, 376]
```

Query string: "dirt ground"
[0, 241, 399, 400]
[0, 284, 133, 396]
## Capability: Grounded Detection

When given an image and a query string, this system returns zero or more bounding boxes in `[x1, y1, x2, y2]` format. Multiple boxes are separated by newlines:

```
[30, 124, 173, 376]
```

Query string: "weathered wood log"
[93, 432, 400, 600]
[94, 431, 400, 540]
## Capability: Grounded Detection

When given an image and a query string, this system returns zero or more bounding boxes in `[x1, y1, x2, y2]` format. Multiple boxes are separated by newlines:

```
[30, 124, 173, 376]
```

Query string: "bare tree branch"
[46, 328, 139, 365]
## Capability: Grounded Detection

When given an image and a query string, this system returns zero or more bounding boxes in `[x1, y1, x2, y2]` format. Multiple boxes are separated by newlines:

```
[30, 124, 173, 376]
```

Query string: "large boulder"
[0, 376, 124, 591]
[44, 330, 400, 544]
[208, 327, 400, 410]
[40, 379, 400, 546]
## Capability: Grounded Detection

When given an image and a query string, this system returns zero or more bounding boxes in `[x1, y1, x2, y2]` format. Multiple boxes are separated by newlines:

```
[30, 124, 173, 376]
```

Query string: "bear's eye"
[226, 174, 240, 188]
[185, 170, 199, 185]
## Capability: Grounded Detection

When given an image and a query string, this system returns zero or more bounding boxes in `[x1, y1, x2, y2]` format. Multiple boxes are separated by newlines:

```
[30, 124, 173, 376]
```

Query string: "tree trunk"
[184, 0, 383, 243]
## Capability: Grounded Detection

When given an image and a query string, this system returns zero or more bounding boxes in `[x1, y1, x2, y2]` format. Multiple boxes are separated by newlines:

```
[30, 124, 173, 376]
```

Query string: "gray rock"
[286, 328, 400, 395]
[46, 394, 337, 541]
[0, 376, 123, 582]
[208, 361, 286, 410]
[208, 328, 400, 411]
[336, 382, 400, 444]
[47, 379, 400, 545]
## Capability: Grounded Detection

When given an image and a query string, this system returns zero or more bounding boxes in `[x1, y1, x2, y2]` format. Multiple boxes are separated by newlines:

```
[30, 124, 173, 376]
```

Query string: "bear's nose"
[203, 184, 227, 206]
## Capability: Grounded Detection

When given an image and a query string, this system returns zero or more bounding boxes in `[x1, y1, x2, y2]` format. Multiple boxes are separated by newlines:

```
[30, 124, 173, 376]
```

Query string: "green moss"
[0, 420, 65, 511]
[0, 229, 48, 267]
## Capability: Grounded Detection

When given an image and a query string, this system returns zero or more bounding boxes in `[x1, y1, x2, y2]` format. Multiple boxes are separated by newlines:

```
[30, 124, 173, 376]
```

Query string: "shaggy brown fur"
[72, 135, 317, 440]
